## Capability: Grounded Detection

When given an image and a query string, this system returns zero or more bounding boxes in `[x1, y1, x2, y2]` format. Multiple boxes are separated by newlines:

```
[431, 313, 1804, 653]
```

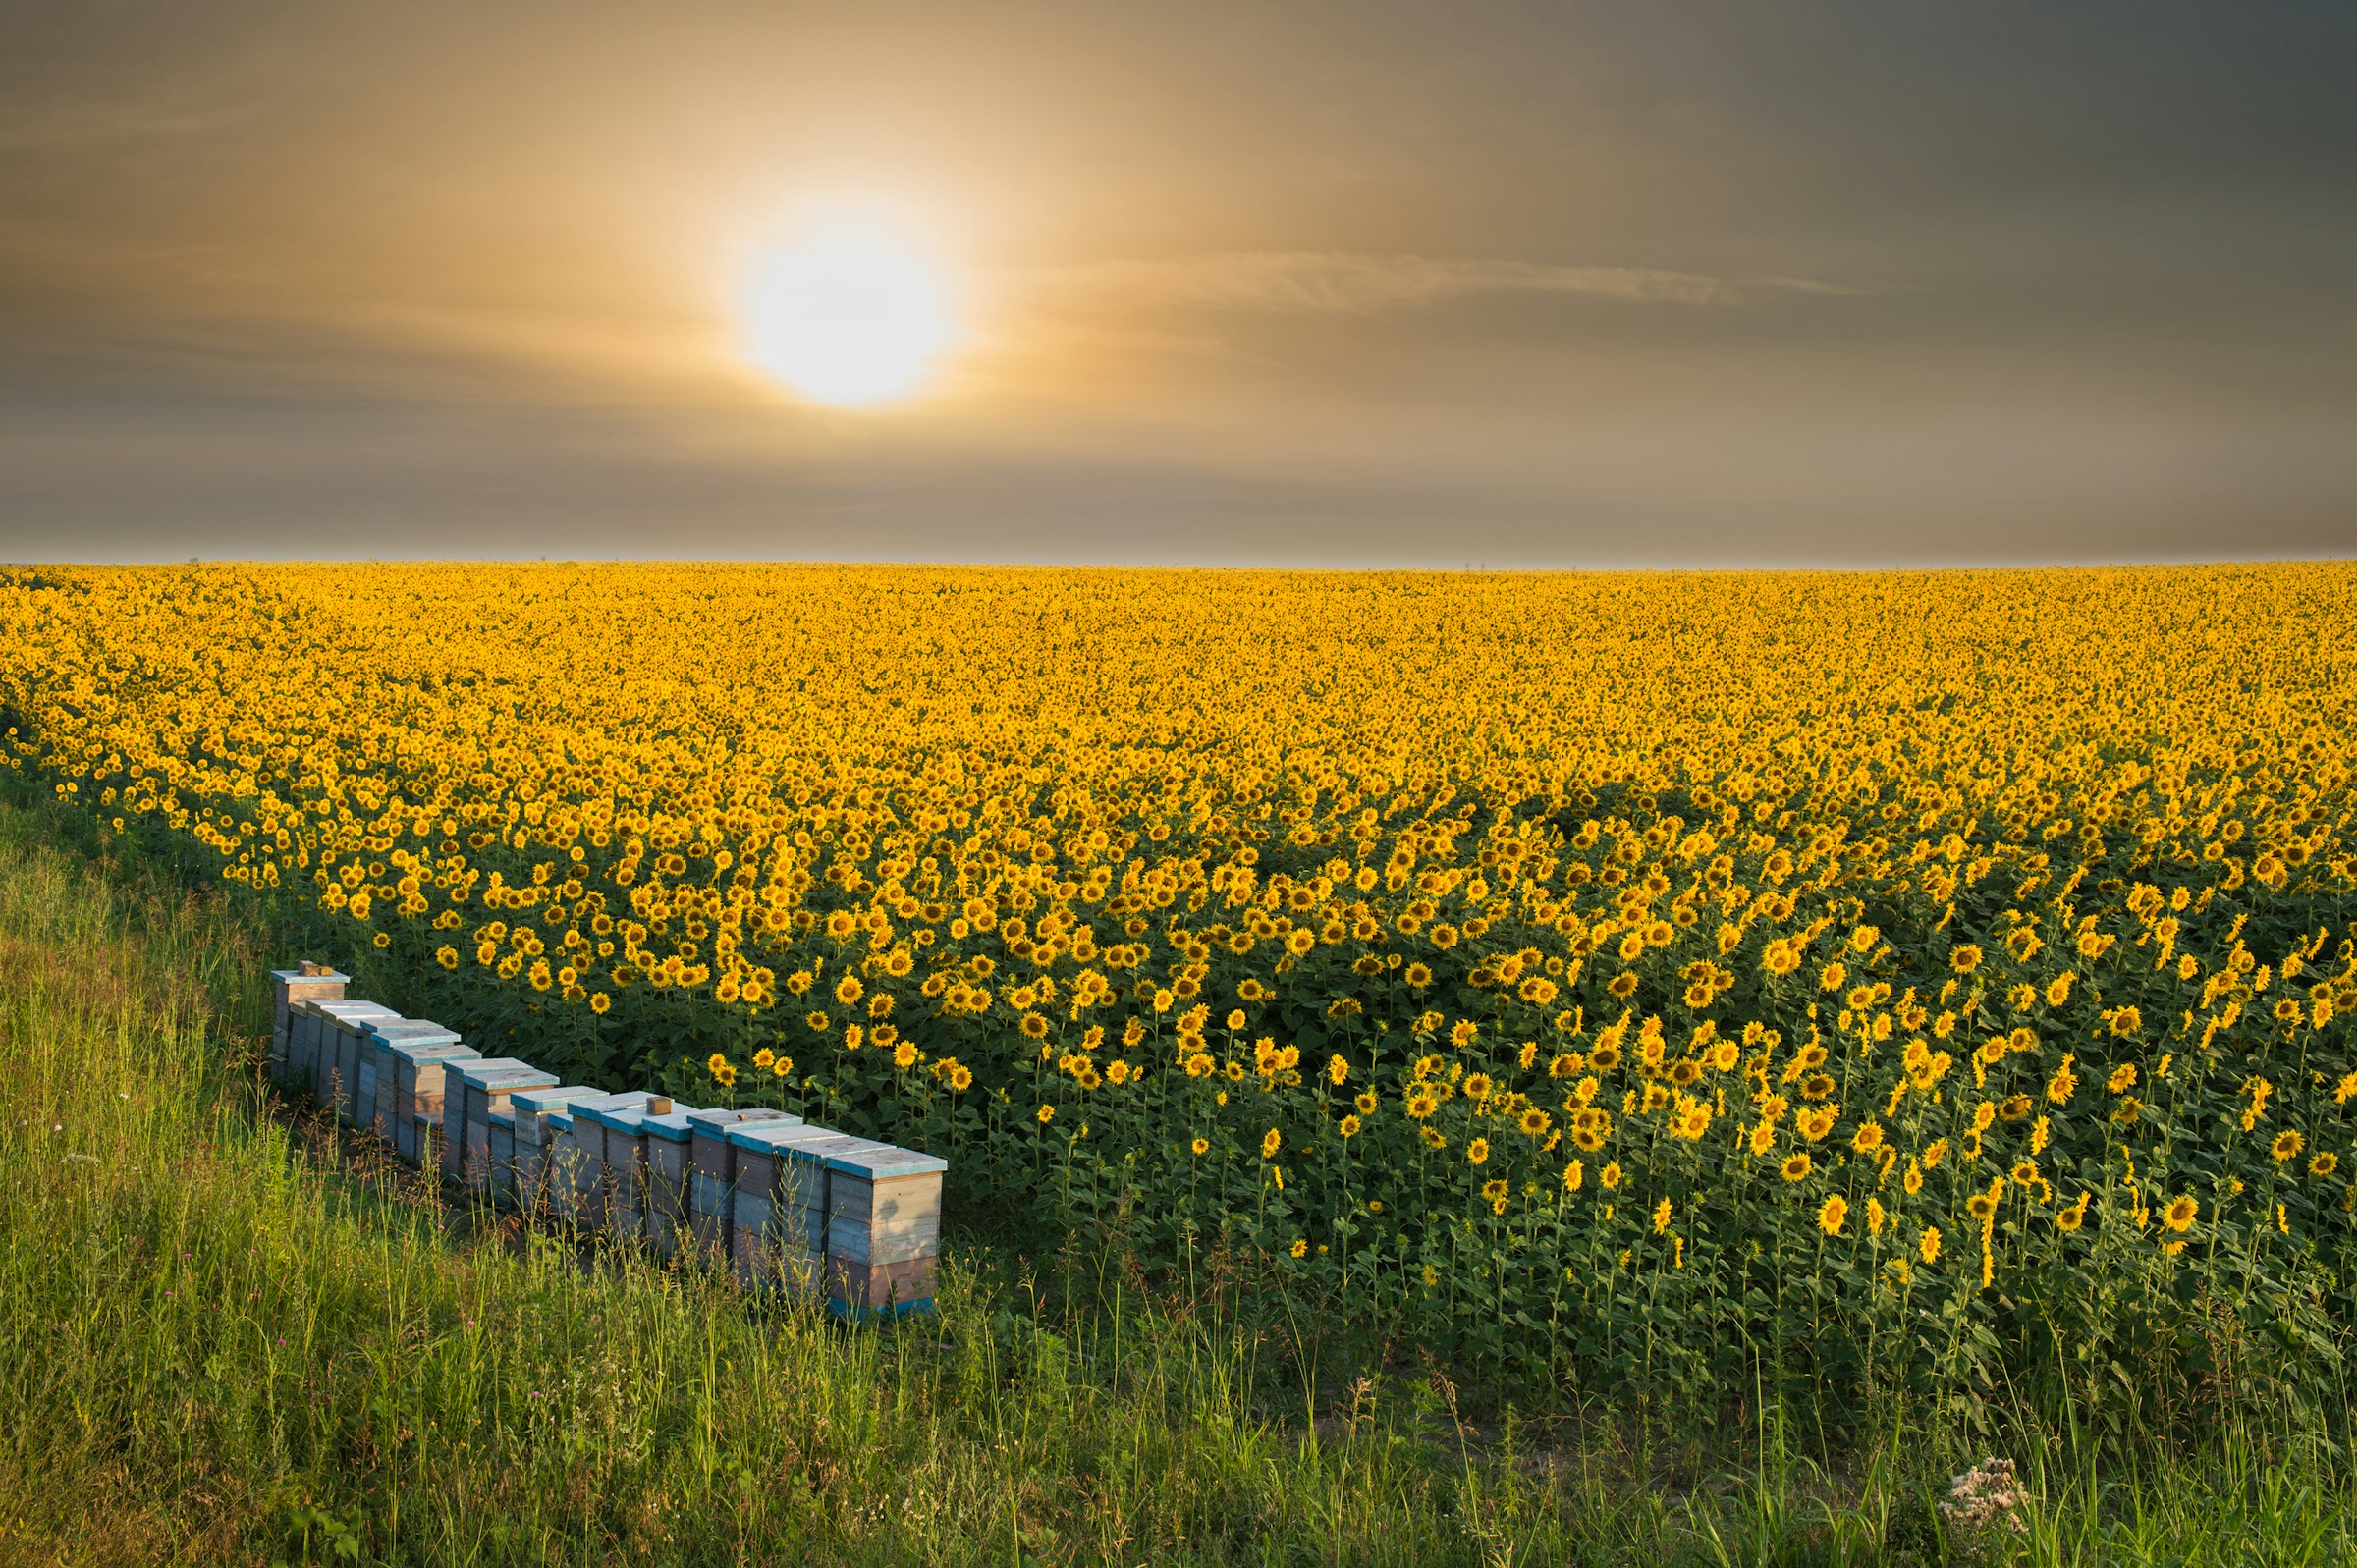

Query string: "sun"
[739, 202, 960, 408]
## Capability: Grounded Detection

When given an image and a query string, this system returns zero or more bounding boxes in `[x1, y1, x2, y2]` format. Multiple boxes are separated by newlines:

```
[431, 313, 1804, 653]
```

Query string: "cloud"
[1021, 250, 1755, 313]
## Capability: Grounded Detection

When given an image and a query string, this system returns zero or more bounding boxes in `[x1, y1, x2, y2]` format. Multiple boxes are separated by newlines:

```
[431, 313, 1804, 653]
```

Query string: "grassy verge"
[0, 799, 2350, 1566]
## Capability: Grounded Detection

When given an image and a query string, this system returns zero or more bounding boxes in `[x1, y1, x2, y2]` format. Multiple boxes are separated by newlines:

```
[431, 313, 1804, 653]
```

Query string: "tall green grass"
[0, 800, 2350, 1565]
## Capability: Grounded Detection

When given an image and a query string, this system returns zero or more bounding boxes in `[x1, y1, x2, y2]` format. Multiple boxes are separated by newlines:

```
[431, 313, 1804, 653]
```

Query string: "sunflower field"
[4, 562, 2353, 1403]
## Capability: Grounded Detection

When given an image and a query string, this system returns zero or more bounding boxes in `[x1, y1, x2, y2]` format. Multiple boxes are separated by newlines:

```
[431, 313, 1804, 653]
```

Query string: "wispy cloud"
[1022, 250, 1765, 312]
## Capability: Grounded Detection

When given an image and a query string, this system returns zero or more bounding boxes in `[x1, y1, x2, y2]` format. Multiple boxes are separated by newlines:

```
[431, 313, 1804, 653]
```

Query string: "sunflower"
[1781, 1153, 1813, 1183]
[1818, 1196, 1848, 1235]
[1466, 1138, 1491, 1165]
[1260, 1127, 1282, 1159]
[1919, 1227, 1942, 1265]
[1190, 1136, 1209, 1156]
[2162, 1195, 2199, 1232]
[2056, 1194, 2089, 1232]
[2271, 1129, 2305, 1162]
[2312, 1152, 2341, 1178]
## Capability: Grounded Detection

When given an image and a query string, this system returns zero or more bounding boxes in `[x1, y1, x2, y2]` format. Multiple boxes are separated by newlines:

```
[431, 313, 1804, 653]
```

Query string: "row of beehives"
[268, 966, 944, 1318]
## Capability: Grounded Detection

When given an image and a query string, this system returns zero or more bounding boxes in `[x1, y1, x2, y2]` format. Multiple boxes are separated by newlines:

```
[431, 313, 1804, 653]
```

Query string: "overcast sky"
[3, 0, 2353, 566]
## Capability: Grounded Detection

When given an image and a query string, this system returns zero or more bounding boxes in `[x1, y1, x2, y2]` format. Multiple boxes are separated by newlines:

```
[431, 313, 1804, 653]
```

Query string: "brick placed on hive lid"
[269, 966, 347, 1082]
[725, 1123, 848, 1291]
[358, 1021, 461, 1145]
[509, 1086, 608, 1210]
[446, 1059, 559, 1191]
[640, 1106, 703, 1258]
[822, 1143, 948, 1322]
[561, 1091, 660, 1230]
[381, 1039, 480, 1165]
[684, 1108, 802, 1265]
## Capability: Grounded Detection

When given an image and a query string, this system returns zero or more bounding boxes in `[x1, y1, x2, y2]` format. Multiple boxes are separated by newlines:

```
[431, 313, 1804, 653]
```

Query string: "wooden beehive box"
[446, 1059, 558, 1191]
[823, 1143, 948, 1321]
[381, 1039, 481, 1165]
[508, 1086, 608, 1209]
[684, 1108, 801, 1263]
[304, 1000, 402, 1121]
[268, 966, 347, 1082]
[540, 1103, 586, 1222]
[578, 1095, 673, 1240]
[640, 1107, 702, 1257]
[726, 1123, 851, 1290]
[561, 1091, 660, 1229]
[358, 1021, 461, 1143]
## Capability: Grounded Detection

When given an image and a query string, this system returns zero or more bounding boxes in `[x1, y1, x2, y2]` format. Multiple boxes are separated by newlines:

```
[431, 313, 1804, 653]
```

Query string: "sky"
[2, 0, 2353, 567]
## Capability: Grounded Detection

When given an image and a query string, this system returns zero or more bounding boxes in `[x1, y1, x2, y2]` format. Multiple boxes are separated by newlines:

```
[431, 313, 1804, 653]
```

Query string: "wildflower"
[2162, 1195, 2198, 1232]
[2271, 1130, 2304, 1162]
[1037, 1105, 1056, 1125]
[1919, 1227, 1941, 1264]
[1781, 1153, 1812, 1182]
[1818, 1195, 1847, 1235]
[1466, 1138, 1490, 1165]
[1190, 1137, 1209, 1156]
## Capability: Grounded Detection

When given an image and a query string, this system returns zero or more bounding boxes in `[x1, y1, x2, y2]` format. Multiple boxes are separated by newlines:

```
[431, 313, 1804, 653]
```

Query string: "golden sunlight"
[738, 201, 960, 408]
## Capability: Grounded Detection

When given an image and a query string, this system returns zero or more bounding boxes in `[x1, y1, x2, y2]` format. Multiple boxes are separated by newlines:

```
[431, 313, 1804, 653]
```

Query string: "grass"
[0, 797, 2351, 1565]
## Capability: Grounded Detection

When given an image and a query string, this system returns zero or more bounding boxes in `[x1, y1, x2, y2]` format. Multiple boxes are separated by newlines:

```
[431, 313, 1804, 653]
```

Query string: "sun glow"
[739, 202, 960, 408]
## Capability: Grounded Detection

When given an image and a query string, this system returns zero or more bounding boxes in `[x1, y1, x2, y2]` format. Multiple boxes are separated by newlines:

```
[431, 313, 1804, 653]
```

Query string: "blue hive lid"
[643, 1108, 701, 1142]
[449, 1059, 558, 1091]
[824, 1142, 950, 1179]
[510, 1085, 607, 1114]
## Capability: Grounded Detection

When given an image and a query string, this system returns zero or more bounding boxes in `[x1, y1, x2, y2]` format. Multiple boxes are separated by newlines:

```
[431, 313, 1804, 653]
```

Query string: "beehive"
[578, 1096, 673, 1240]
[559, 1091, 660, 1229]
[380, 1038, 481, 1165]
[357, 1021, 461, 1143]
[302, 1000, 402, 1121]
[728, 1124, 863, 1293]
[684, 1108, 801, 1263]
[640, 1107, 702, 1257]
[268, 966, 347, 1082]
[445, 1059, 559, 1191]
[822, 1143, 948, 1320]
[508, 1086, 608, 1209]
